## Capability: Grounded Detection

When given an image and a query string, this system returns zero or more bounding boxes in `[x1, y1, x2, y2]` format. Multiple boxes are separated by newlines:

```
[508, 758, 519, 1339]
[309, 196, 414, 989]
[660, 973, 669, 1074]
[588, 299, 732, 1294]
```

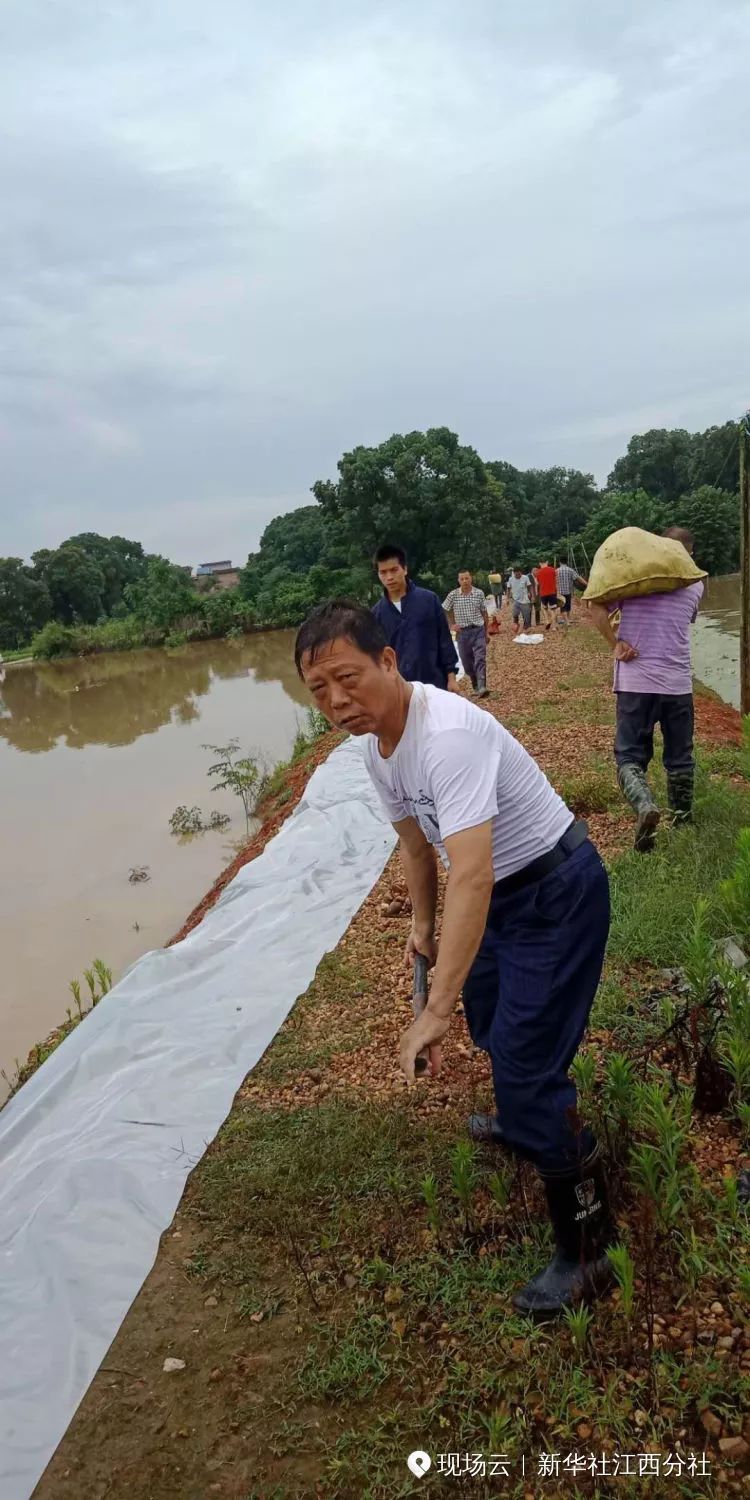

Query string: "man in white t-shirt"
[505, 567, 532, 635]
[295, 599, 615, 1318]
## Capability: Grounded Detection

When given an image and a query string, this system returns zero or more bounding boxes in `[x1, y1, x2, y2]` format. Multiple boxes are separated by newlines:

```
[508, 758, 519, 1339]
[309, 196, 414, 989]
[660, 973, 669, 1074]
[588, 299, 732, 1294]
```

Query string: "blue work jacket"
[372, 580, 459, 689]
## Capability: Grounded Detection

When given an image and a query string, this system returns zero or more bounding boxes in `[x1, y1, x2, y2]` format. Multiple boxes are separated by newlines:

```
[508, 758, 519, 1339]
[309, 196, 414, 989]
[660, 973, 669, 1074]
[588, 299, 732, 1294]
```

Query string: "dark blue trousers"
[462, 840, 610, 1173]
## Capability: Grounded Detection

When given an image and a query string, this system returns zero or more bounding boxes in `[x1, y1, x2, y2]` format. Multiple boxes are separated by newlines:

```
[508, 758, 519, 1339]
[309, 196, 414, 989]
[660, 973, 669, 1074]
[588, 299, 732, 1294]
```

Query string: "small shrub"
[720, 828, 750, 946]
[169, 805, 204, 835]
[450, 1140, 478, 1233]
[31, 621, 80, 659]
[292, 707, 330, 762]
[204, 740, 268, 833]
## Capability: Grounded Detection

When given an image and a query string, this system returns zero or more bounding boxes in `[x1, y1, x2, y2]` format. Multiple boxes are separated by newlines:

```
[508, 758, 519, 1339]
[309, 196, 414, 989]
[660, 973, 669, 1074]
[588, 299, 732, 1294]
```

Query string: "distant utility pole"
[741, 411, 750, 715]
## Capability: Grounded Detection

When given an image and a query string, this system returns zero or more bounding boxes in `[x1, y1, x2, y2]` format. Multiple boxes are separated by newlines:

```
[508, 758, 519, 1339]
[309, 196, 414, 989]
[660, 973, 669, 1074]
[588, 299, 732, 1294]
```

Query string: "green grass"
[557, 672, 602, 692]
[1, 644, 33, 660]
[186, 1085, 750, 1498]
[255, 952, 371, 1085]
[556, 760, 621, 814]
[607, 777, 750, 968]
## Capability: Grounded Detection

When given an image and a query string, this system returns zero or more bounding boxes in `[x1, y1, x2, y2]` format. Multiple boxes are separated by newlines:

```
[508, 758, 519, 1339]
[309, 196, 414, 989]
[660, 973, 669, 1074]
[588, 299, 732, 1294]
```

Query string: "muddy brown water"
[0, 631, 309, 1084]
[693, 573, 741, 710]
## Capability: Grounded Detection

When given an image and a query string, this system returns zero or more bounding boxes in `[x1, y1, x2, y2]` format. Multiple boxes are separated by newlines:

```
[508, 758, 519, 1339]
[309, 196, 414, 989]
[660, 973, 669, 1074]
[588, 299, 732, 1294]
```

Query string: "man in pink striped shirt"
[590, 527, 704, 852]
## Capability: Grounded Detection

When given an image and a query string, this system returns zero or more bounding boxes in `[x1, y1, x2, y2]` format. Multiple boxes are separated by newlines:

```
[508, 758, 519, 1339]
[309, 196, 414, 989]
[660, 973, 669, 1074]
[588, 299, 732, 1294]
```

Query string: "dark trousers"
[456, 625, 487, 688]
[614, 692, 694, 772]
[462, 841, 610, 1172]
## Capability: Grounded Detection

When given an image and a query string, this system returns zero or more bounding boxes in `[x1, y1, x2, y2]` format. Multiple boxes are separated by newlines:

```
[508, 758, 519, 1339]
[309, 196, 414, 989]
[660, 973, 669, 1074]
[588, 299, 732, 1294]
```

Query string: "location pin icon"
[407, 1451, 432, 1478]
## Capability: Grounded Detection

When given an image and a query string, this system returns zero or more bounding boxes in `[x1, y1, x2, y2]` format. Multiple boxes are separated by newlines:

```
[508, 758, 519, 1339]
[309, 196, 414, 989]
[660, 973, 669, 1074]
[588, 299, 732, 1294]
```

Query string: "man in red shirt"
[536, 560, 559, 631]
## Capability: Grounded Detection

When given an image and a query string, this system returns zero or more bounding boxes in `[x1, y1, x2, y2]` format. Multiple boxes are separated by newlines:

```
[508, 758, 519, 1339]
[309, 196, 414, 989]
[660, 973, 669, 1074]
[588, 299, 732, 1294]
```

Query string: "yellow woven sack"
[582, 528, 707, 605]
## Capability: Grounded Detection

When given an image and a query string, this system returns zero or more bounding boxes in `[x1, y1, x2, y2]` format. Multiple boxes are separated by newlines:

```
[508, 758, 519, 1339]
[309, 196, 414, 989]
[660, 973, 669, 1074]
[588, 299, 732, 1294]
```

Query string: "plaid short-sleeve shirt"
[442, 586, 487, 628]
[556, 564, 578, 595]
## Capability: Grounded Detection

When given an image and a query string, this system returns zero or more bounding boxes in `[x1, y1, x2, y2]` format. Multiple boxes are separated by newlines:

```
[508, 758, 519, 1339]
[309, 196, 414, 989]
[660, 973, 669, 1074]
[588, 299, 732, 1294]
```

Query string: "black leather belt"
[490, 819, 589, 902]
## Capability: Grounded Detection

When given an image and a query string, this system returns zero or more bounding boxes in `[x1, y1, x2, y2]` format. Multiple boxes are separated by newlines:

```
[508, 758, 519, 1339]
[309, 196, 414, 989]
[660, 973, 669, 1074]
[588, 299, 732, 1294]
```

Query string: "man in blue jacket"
[372, 543, 459, 691]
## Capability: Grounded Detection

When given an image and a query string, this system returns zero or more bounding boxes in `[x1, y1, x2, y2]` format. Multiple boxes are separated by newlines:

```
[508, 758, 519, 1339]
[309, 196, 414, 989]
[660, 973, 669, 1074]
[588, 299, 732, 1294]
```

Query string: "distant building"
[195, 560, 241, 591]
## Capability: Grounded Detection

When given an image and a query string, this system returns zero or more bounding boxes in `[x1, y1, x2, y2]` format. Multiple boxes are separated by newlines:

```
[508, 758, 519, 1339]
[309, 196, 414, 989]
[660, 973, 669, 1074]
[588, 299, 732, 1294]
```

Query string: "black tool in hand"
[411, 953, 430, 1077]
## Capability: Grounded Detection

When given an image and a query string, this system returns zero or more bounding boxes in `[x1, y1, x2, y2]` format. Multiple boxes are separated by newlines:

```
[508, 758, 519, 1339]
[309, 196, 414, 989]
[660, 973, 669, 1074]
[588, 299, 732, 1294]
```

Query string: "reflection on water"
[0, 632, 309, 755]
[0, 631, 309, 1085]
[693, 573, 740, 709]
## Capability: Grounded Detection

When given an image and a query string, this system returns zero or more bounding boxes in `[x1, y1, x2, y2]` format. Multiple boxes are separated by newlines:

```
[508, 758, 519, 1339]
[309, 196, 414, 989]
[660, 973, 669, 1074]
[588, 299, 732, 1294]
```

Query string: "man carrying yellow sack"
[589, 527, 704, 851]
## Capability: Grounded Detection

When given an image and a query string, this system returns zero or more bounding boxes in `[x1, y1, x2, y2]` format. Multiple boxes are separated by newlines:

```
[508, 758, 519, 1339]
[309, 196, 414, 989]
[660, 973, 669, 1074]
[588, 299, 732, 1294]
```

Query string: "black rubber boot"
[667, 770, 694, 826]
[477, 669, 490, 699]
[617, 763, 660, 852]
[467, 1112, 508, 1146]
[512, 1147, 616, 1319]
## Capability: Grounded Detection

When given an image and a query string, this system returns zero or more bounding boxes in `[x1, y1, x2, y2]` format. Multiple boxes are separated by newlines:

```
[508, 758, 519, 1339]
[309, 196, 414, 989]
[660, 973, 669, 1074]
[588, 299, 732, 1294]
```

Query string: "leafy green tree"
[202, 589, 255, 637]
[31, 544, 106, 624]
[254, 570, 318, 627]
[607, 429, 694, 505]
[124, 556, 198, 631]
[485, 461, 528, 560]
[687, 422, 740, 494]
[313, 427, 511, 585]
[65, 532, 147, 612]
[256, 507, 327, 573]
[675, 487, 740, 575]
[0, 557, 51, 649]
[581, 490, 675, 556]
[520, 466, 599, 558]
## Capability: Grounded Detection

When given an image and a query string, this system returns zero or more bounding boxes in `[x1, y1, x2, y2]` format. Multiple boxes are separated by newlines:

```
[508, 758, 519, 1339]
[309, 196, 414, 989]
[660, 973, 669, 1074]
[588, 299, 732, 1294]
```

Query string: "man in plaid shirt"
[555, 562, 588, 627]
[443, 570, 490, 697]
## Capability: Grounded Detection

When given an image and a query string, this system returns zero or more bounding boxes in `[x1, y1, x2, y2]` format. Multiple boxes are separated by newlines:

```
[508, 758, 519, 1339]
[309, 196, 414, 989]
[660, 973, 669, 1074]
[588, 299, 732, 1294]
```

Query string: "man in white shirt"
[505, 567, 533, 635]
[295, 599, 615, 1318]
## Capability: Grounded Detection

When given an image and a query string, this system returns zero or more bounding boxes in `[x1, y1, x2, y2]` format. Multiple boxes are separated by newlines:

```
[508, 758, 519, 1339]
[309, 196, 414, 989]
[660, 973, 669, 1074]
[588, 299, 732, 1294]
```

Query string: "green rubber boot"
[617, 763, 660, 853]
[667, 770, 694, 826]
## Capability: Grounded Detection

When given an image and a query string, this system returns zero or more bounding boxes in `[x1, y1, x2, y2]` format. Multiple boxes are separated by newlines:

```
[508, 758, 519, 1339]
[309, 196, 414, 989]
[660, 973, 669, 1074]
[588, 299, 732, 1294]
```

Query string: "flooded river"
[693, 573, 741, 709]
[0, 632, 308, 1082]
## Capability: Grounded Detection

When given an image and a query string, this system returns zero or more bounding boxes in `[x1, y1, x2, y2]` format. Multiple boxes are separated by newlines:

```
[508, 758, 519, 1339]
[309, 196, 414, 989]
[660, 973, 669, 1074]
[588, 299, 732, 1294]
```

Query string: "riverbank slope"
[36, 618, 750, 1499]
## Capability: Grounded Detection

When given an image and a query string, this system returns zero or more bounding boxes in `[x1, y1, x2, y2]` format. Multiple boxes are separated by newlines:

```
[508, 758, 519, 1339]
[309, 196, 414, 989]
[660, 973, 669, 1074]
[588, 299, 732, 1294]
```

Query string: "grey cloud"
[1, 0, 749, 567]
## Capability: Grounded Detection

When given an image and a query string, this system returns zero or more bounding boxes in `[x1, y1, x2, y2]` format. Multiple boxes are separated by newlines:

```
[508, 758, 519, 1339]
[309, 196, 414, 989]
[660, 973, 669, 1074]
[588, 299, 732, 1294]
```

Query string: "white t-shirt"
[362, 684, 572, 882]
[507, 574, 531, 603]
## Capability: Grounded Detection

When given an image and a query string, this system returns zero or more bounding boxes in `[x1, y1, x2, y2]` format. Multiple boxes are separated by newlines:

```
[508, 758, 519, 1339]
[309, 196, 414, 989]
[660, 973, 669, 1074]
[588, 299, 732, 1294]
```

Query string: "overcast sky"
[2, 1, 749, 567]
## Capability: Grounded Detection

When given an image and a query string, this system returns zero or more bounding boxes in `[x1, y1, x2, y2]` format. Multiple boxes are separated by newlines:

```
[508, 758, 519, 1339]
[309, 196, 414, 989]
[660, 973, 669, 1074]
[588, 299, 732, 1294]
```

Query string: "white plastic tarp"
[0, 736, 396, 1500]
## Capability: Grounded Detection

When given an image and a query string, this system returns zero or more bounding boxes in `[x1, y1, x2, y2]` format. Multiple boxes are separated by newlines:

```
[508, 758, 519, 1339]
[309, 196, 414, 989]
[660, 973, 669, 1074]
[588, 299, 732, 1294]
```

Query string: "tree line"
[239, 420, 741, 626]
[0, 419, 740, 654]
[0, 535, 253, 655]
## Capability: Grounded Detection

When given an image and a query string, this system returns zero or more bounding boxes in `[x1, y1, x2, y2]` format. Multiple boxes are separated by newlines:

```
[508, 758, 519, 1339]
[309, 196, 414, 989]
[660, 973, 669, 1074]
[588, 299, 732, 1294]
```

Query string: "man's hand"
[400, 1006, 451, 1083]
[405, 928, 437, 969]
[614, 639, 639, 662]
[446, 673, 459, 694]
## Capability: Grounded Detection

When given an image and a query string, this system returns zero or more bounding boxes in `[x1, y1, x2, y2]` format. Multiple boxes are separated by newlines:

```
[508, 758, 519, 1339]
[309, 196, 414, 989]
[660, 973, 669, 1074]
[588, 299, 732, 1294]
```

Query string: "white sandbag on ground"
[0, 736, 396, 1500]
[513, 634, 545, 645]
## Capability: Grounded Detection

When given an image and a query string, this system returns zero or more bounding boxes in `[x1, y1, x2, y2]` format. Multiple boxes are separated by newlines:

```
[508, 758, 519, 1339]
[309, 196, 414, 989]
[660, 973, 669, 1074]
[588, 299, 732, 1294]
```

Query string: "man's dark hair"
[374, 542, 407, 567]
[663, 526, 695, 553]
[295, 599, 388, 676]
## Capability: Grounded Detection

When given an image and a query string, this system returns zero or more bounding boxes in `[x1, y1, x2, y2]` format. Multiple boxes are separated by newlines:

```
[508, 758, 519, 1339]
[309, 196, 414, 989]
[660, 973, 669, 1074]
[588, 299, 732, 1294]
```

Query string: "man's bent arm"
[589, 602, 620, 650]
[426, 822, 495, 1017]
[394, 817, 439, 940]
[590, 602, 639, 662]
